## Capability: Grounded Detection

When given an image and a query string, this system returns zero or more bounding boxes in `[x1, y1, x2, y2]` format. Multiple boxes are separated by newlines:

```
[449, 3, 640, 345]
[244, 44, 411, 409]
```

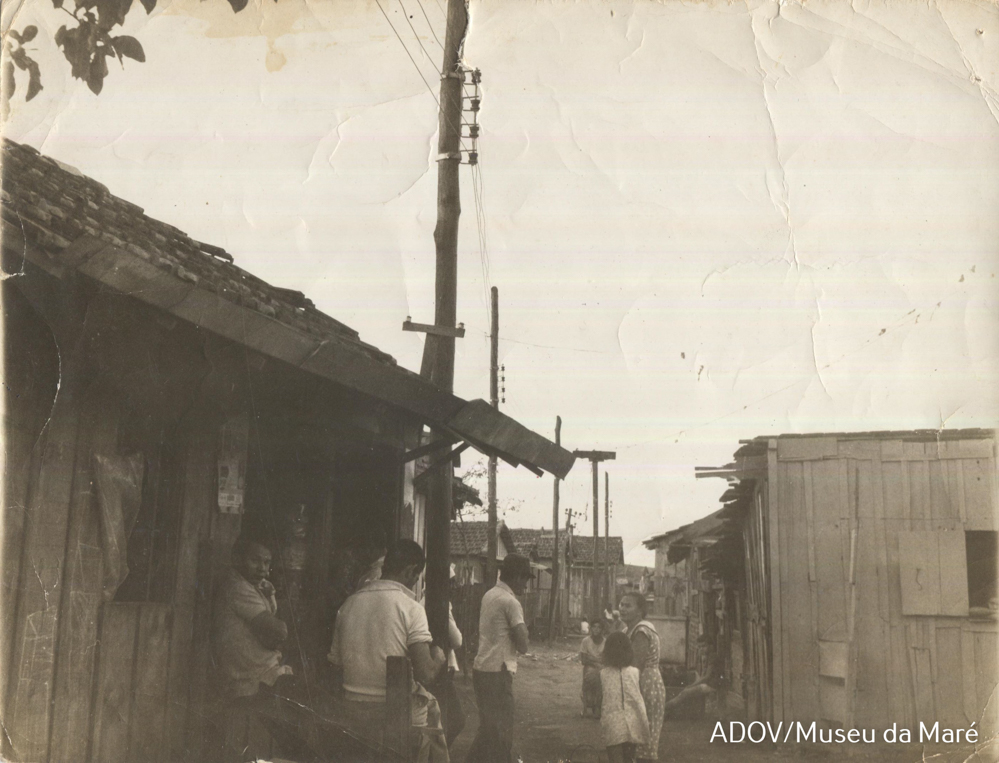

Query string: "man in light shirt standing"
[466, 553, 533, 763]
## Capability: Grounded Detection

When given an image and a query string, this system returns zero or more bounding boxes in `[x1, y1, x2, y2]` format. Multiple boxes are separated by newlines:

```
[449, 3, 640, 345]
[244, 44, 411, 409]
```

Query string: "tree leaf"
[3, 61, 15, 99]
[111, 35, 144, 62]
[87, 51, 108, 94]
[25, 59, 43, 101]
[10, 47, 29, 71]
[139, 0, 156, 13]
[9, 30, 22, 44]
[20, 25, 39, 42]
[95, 0, 132, 29]
[52, 0, 64, 9]
[227, 0, 249, 13]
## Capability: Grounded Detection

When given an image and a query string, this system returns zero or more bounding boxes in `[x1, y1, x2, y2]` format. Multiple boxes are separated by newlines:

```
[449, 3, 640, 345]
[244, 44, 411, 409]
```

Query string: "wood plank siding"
[765, 434, 998, 731]
[2, 278, 415, 762]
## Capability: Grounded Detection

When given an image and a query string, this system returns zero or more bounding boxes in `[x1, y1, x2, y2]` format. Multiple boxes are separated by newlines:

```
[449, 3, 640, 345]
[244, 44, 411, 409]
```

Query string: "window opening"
[966, 530, 998, 613]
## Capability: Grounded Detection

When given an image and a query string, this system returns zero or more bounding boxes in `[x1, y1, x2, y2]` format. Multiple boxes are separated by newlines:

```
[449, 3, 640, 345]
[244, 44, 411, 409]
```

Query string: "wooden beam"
[403, 319, 465, 338]
[413, 443, 471, 488]
[401, 436, 459, 464]
[573, 450, 616, 462]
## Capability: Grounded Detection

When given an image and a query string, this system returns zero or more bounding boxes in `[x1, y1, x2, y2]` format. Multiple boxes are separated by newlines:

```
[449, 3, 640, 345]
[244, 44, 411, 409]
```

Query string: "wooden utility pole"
[591, 462, 599, 613]
[486, 286, 499, 588]
[421, 0, 468, 648]
[605, 472, 611, 608]
[547, 416, 562, 642]
[561, 505, 580, 626]
[573, 450, 615, 618]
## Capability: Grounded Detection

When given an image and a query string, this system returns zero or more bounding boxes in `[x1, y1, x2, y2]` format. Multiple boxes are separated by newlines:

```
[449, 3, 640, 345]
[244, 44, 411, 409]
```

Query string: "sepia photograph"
[1, 0, 997, 761]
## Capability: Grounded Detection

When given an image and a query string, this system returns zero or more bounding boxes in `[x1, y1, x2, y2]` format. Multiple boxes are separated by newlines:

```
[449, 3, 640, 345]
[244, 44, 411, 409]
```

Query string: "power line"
[374, 0, 439, 107]
[467, 327, 620, 355]
[378, 0, 486, 325]
[397, 0, 439, 68]
[373, 0, 473, 157]
[471, 161, 491, 321]
[413, 0, 444, 49]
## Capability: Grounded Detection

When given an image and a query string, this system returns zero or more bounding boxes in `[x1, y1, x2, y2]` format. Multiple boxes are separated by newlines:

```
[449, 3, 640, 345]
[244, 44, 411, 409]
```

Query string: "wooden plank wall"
[90, 603, 172, 763]
[3, 353, 219, 761]
[770, 435, 998, 732]
[4, 378, 112, 762]
[741, 484, 771, 722]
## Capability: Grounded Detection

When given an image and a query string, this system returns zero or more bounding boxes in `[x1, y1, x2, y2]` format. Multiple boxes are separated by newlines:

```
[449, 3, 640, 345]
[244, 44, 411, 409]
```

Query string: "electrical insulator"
[468, 152, 478, 166]
[471, 69, 482, 84]
[469, 98, 481, 112]
[467, 125, 479, 138]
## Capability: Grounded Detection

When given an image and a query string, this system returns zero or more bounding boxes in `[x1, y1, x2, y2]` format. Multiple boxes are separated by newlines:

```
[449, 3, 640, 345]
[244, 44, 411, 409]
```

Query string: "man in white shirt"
[466, 554, 532, 763]
[328, 540, 447, 753]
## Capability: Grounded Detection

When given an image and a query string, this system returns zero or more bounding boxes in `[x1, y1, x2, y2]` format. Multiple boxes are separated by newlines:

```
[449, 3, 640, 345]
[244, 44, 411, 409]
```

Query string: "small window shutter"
[898, 531, 969, 616]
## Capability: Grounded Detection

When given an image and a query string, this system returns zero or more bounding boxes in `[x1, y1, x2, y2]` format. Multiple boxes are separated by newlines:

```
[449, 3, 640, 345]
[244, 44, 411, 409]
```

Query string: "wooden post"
[547, 416, 561, 642]
[486, 287, 499, 589]
[605, 471, 611, 607]
[572, 451, 616, 619]
[588, 461, 603, 619]
[421, 0, 468, 648]
[386, 656, 414, 759]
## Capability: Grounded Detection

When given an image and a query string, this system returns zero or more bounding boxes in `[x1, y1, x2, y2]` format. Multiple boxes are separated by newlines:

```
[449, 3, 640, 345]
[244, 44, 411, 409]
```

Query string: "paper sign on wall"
[218, 414, 249, 514]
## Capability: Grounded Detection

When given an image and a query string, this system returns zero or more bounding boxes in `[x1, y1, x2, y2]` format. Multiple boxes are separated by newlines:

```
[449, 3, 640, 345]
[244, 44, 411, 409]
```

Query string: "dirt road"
[448, 638, 992, 763]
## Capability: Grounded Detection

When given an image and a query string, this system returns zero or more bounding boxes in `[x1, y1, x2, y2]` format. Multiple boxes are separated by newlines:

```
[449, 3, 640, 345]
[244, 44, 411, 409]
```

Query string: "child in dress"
[600, 632, 650, 763]
[579, 619, 606, 717]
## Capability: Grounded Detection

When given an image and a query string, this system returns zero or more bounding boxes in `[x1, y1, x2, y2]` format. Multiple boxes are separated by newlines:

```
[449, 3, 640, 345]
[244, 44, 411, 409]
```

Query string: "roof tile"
[1, 137, 400, 367]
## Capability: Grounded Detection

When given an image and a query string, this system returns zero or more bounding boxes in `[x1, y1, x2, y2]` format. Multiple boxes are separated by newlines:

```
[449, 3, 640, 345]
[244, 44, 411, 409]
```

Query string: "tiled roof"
[451, 521, 490, 556]
[499, 526, 624, 566]
[448, 521, 623, 564]
[532, 534, 567, 560]
[509, 528, 543, 552]
[450, 521, 516, 558]
[567, 535, 624, 565]
[0, 138, 395, 365]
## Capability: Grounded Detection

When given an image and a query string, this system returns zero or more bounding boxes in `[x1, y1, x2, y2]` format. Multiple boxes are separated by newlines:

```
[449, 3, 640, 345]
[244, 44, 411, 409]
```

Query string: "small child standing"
[579, 619, 606, 717]
[600, 632, 650, 763]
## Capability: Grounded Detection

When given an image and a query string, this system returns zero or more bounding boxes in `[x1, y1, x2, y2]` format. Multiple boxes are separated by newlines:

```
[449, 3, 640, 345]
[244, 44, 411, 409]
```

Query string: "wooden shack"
[0, 138, 574, 763]
[691, 430, 998, 733]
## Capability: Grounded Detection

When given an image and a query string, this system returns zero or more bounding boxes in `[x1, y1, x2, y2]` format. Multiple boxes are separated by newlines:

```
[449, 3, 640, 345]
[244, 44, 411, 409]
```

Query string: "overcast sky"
[4, 0, 998, 565]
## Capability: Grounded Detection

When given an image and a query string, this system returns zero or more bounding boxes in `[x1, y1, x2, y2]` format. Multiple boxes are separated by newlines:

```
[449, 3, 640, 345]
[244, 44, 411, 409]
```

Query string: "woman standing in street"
[618, 592, 665, 762]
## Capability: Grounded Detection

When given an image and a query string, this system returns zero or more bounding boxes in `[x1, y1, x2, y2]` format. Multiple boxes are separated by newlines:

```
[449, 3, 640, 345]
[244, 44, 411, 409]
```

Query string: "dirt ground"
[448, 638, 995, 763]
